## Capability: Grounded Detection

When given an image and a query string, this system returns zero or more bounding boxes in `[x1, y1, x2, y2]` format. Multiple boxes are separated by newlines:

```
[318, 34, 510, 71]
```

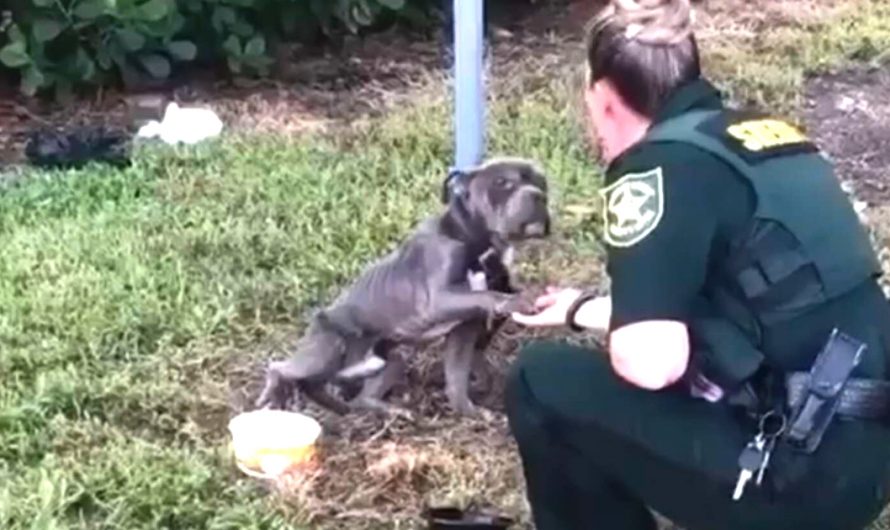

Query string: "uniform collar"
[605, 77, 724, 172]
[651, 77, 725, 125]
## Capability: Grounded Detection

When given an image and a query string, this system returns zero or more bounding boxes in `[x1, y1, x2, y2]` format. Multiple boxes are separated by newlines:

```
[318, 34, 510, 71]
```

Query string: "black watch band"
[565, 290, 600, 332]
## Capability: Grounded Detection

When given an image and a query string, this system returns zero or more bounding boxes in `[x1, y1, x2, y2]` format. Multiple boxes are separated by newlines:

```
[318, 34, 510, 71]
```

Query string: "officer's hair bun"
[602, 0, 695, 45]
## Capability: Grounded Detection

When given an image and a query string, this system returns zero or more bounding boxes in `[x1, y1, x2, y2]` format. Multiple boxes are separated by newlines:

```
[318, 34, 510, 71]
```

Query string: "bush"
[0, 0, 438, 99]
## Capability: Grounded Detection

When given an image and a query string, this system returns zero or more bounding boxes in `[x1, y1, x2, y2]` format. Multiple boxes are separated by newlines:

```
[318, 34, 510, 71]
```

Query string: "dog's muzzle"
[523, 220, 549, 237]
[521, 189, 550, 237]
[500, 185, 550, 240]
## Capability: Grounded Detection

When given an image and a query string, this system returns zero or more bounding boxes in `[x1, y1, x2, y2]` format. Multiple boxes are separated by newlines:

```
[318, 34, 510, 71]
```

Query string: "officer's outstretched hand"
[511, 286, 611, 331]
[511, 286, 580, 327]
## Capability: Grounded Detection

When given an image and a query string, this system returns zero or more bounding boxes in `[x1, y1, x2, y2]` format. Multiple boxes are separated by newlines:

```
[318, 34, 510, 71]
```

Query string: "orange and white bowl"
[228, 409, 322, 479]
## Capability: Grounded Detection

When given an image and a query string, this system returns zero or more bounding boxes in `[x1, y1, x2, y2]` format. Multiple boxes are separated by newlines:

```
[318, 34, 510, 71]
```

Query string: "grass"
[2, 0, 890, 528]
[695, 0, 890, 114]
[0, 81, 593, 529]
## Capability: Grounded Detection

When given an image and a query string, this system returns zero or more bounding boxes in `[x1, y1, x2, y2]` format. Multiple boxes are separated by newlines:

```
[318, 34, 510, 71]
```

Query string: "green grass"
[700, 0, 890, 115]
[2, 1, 890, 528]
[0, 85, 593, 529]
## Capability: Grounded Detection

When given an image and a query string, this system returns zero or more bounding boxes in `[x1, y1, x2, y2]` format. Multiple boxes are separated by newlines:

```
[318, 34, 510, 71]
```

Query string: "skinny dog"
[255, 157, 551, 417]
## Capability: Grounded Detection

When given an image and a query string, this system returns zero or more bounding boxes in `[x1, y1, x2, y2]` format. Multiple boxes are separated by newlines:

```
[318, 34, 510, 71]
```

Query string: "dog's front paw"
[447, 393, 495, 420]
[493, 293, 534, 316]
[351, 396, 416, 422]
[452, 400, 497, 422]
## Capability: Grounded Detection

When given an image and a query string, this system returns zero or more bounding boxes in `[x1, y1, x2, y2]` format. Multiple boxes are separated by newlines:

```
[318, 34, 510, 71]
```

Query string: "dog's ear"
[442, 167, 471, 204]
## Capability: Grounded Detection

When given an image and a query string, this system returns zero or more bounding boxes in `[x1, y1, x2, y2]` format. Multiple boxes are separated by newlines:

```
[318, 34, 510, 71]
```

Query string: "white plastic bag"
[137, 102, 223, 145]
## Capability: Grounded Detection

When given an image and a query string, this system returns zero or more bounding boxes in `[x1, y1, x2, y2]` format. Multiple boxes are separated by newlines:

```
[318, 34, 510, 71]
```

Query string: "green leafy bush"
[0, 0, 436, 98]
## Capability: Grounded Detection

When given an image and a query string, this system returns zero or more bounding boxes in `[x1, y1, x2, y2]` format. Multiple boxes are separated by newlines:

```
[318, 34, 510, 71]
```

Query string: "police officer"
[505, 0, 890, 529]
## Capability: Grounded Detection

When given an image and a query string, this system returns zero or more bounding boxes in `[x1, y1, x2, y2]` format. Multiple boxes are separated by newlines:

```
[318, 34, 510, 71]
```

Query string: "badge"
[598, 167, 664, 247]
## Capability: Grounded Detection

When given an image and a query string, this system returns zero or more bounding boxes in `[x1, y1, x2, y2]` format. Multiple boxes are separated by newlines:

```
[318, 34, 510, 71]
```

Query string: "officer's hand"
[510, 286, 582, 328]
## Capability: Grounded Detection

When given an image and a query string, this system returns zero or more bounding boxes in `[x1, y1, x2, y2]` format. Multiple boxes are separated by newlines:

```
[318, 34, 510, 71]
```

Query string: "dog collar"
[442, 167, 469, 204]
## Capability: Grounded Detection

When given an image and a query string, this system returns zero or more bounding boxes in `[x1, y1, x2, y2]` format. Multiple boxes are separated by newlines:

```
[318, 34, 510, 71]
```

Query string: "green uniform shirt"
[599, 78, 889, 378]
[602, 79, 753, 329]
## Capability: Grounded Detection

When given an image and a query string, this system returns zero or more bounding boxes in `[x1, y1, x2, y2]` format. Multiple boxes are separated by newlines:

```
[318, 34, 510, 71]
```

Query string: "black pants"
[504, 340, 890, 530]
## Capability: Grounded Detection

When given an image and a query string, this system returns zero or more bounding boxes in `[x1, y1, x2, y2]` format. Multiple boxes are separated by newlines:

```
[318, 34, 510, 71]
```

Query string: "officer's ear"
[585, 79, 618, 120]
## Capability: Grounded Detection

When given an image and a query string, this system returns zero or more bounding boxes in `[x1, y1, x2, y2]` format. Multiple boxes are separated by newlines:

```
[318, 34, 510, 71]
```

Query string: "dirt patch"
[228, 293, 606, 529]
[802, 63, 890, 204]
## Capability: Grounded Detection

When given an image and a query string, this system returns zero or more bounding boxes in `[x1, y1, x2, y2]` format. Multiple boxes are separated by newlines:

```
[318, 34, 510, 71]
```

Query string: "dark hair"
[586, 0, 701, 118]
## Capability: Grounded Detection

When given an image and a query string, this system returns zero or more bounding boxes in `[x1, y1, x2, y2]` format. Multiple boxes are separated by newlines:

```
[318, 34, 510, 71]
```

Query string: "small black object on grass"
[25, 126, 132, 170]
[425, 505, 515, 529]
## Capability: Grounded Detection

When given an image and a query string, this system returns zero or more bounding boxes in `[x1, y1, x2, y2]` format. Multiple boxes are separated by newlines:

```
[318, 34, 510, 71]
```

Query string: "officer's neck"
[602, 112, 652, 166]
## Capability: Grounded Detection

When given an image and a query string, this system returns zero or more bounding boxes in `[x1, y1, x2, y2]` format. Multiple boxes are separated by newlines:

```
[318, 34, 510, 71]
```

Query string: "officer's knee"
[509, 339, 610, 381]
[505, 341, 554, 418]
[505, 340, 600, 429]
[506, 339, 557, 390]
[504, 344, 531, 418]
[505, 338, 624, 423]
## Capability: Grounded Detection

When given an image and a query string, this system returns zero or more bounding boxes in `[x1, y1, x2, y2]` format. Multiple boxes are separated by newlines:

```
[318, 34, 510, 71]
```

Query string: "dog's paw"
[387, 406, 416, 422]
[351, 396, 416, 422]
[451, 400, 497, 422]
[493, 293, 534, 316]
[471, 406, 498, 423]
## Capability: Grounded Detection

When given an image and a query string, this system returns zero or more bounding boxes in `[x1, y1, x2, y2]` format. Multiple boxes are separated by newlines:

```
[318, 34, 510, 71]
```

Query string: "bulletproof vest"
[642, 108, 882, 388]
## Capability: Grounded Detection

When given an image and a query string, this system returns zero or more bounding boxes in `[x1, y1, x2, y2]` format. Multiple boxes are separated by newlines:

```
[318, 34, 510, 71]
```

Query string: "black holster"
[783, 328, 866, 454]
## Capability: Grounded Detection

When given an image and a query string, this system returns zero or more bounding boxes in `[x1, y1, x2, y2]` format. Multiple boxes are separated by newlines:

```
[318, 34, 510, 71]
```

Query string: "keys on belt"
[732, 327, 872, 500]
[733, 411, 786, 501]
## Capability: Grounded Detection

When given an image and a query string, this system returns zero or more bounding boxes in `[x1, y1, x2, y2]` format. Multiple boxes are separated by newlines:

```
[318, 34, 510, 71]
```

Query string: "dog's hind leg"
[255, 344, 343, 410]
[349, 342, 414, 420]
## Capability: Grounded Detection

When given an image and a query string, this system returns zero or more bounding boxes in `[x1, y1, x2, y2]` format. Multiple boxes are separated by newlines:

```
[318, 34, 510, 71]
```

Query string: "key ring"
[758, 410, 787, 439]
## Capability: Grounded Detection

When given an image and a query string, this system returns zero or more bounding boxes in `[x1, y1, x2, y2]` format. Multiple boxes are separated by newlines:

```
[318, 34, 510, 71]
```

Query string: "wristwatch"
[565, 290, 600, 332]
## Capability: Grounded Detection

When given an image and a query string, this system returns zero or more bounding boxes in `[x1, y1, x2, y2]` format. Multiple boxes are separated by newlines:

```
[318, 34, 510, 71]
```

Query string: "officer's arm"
[570, 297, 690, 389]
[596, 146, 742, 390]
[609, 320, 690, 390]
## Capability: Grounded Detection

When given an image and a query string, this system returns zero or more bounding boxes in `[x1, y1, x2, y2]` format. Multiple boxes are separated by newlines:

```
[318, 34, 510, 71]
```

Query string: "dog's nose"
[524, 222, 547, 237]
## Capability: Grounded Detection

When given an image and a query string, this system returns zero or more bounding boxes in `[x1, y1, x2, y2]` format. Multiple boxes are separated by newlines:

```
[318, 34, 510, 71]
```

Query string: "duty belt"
[785, 372, 890, 421]
[727, 329, 890, 455]
[728, 329, 890, 501]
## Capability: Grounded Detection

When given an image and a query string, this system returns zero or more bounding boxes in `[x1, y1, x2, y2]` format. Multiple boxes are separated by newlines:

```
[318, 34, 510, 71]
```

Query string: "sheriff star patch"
[598, 167, 664, 247]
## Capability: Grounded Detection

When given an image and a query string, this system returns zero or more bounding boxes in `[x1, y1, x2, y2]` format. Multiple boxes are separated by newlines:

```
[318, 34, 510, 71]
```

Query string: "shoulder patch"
[696, 110, 819, 163]
[598, 166, 664, 248]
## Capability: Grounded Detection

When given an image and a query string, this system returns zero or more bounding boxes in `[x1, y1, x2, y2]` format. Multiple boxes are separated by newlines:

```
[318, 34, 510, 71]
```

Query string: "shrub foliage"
[0, 0, 437, 98]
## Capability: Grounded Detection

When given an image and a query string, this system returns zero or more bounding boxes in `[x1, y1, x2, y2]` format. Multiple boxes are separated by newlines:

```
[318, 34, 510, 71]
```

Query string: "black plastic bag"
[25, 126, 132, 170]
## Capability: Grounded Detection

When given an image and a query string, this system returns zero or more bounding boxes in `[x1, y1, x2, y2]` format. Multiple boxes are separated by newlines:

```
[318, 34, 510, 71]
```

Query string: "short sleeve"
[600, 143, 750, 330]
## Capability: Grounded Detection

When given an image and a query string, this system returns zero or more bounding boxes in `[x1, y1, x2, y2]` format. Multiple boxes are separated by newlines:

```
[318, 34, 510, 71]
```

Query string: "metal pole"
[453, 0, 485, 170]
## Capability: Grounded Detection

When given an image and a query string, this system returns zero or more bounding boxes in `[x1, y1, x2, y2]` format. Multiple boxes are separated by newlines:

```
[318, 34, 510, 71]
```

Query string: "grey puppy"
[255, 157, 551, 417]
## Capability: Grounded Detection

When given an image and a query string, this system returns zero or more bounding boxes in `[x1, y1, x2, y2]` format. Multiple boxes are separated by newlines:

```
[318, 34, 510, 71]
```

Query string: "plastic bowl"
[228, 409, 322, 479]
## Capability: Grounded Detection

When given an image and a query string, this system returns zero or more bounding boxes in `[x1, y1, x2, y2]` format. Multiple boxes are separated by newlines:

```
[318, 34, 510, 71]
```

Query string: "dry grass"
[221, 314, 604, 529]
